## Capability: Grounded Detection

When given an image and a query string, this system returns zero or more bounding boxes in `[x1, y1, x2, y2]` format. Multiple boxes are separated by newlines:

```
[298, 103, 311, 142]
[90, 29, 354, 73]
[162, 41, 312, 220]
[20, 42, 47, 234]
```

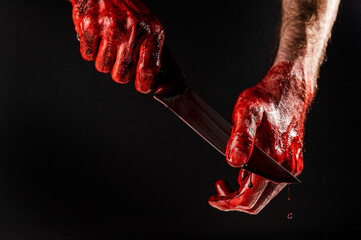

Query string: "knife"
[153, 46, 301, 184]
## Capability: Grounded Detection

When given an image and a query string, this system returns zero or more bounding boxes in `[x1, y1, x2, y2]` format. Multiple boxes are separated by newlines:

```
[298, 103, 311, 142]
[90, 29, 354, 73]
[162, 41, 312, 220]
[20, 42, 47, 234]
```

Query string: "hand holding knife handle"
[154, 46, 300, 184]
[154, 46, 188, 97]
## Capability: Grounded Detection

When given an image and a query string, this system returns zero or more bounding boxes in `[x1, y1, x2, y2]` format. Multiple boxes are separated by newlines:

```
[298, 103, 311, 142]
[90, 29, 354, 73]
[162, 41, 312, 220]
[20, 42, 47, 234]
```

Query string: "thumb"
[226, 98, 263, 168]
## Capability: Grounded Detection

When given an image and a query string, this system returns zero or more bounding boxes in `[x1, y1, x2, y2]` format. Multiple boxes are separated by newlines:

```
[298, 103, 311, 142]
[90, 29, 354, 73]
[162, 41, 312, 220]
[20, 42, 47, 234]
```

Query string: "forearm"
[274, 0, 340, 99]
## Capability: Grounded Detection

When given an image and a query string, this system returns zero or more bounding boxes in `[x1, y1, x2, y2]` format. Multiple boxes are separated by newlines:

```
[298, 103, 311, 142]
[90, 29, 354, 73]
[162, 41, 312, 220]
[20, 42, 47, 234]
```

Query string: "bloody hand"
[70, 0, 164, 93]
[209, 62, 315, 214]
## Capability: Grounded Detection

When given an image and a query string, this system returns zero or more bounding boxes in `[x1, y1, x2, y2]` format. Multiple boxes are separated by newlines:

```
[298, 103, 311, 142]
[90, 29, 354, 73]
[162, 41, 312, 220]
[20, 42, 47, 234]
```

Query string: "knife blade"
[154, 47, 301, 184]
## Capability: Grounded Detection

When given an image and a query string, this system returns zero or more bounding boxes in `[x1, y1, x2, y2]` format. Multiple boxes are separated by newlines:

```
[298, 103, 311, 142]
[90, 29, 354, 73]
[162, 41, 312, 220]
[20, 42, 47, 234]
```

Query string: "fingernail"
[228, 148, 247, 168]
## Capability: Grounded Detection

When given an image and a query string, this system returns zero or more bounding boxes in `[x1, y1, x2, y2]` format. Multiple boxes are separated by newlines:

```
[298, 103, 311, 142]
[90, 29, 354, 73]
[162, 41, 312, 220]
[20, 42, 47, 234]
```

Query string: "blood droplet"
[288, 185, 291, 201]
[287, 185, 293, 219]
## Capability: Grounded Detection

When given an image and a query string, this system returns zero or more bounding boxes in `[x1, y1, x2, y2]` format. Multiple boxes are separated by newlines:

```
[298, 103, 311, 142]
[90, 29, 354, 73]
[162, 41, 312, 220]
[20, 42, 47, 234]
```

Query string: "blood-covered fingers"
[226, 92, 264, 168]
[208, 172, 270, 214]
[70, 0, 165, 93]
[245, 182, 287, 214]
[215, 179, 234, 196]
[287, 137, 304, 176]
[111, 18, 142, 84]
[95, 37, 118, 73]
[79, 29, 100, 61]
[111, 41, 137, 84]
[71, 1, 101, 61]
[135, 32, 164, 93]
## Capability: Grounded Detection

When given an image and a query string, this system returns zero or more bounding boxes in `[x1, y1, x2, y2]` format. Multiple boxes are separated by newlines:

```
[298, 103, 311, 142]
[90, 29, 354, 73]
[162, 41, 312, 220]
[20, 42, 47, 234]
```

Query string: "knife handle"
[154, 46, 188, 97]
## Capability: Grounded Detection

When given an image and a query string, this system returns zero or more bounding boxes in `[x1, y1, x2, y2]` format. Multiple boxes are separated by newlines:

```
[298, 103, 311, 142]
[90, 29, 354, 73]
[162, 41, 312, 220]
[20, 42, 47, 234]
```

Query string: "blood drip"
[287, 185, 293, 220]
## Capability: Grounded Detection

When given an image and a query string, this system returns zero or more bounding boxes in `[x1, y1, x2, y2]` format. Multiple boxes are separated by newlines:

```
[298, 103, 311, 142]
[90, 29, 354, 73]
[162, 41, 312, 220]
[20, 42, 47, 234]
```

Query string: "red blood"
[70, 0, 165, 93]
[70, 1, 315, 215]
[209, 62, 315, 214]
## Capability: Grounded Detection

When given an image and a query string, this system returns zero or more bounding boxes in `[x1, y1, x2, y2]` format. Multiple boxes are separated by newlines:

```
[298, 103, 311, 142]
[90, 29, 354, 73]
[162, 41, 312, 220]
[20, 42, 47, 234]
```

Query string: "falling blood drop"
[287, 185, 293, 219]
[288, 185, 291, 201]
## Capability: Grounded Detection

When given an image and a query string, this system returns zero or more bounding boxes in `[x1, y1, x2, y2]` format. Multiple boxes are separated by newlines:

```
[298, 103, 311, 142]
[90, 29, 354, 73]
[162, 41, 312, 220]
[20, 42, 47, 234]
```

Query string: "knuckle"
[83, 15, 97, 30]
[104, 15, 118, 31]
[237, 93, 258, 109]
[126, 15, 137, 30]
[234, 93, 264, 126]
[139, 21, 152, 34]
[151, 20, 164, 35]
[125, 16, 142, 40]
[233, 103, 261, 126]
[127, 13, 142, 29]
[236, 97, 256, 112]
[74, 0, 91, 16]
[245, 102, 261, 117]
[81, 30, 97, 45]
[238, 86, 268, 105]
[100, 16, 115, 35]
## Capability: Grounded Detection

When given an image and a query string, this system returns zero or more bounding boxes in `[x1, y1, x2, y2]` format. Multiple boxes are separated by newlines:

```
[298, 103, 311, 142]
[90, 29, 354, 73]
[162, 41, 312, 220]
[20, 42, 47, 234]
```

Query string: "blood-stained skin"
[209, 62, 315, 214]
[69, 1, 315, 215]
[70, 0, 164, 93]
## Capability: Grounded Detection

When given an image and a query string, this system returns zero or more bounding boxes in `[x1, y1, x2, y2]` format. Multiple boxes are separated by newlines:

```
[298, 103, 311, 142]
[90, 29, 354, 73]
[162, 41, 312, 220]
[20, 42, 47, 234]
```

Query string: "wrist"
[260, 61, 316, 109]
[274, 50, 318, 90]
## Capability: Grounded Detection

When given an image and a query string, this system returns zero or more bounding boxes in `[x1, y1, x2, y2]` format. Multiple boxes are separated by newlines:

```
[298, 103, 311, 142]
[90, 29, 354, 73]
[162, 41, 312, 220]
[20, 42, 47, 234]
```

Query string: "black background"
[0, 0, 360, 239]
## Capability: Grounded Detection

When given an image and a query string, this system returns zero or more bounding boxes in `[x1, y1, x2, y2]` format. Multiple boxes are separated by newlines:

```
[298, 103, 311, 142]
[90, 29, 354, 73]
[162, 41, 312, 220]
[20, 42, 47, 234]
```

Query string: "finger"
[226, 96, 263, 168]
[246, 182, 287, 214]
[208, 191, 240, 212]
[289, 137, 304, 176]
[135, 33, 164, 94]
[209, 174, 269, 213]
[110, 15, 141, 84]
[71, 1, 100, 61]
[111, 41, 138, 84]
[238, 169, 249, 187]
[233, 174, 269, 210]
[209, 171, 248, 211]
[215, 179, 234, 196]
[79, 29, 100, 61]
[95, 38, 118, 73]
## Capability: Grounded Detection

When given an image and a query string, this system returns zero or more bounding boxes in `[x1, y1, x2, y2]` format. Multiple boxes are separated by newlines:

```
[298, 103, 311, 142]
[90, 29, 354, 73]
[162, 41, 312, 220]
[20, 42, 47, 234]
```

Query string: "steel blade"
[154, 87, 301, 184]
